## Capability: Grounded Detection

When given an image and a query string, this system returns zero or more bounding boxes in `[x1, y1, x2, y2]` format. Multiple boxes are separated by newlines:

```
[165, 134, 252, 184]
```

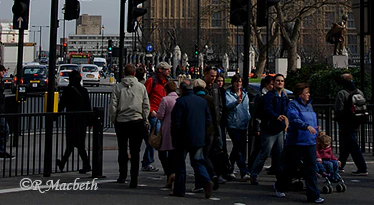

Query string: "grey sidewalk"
[0, 132, 374, 204]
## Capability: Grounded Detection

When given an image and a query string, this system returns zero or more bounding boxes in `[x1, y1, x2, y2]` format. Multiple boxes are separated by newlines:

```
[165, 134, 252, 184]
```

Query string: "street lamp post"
[32, 25, 49, 61]
[101, 26, 105, 57]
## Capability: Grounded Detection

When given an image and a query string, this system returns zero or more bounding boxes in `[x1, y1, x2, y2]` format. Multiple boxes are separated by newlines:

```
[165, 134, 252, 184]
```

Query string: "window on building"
[347, 13, 356, 29]
[303, 16, 312, 28]
[182, 0, 185, 17]
[171, 0, 174, 17]
[347, 35, 358, 54]
[165, 0, 168, 17]
[188, 0, 192, 17]
[212, 12, 222, 27]
[325, 12, 335, 29]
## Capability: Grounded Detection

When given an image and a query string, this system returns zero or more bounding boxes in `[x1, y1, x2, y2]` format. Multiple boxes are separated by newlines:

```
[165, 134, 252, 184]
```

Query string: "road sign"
[146, 44, 153, 52]
[12, 0, 30, 30]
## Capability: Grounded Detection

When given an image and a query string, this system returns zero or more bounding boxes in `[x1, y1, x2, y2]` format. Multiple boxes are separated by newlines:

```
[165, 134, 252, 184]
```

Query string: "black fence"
[1, 108, 104, 178]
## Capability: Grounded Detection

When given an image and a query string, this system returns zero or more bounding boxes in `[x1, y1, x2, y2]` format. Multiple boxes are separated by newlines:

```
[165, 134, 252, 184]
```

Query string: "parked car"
[79, 64, 100, 87]
[56, 70, 83, 91]
[11, 65, 49, 93]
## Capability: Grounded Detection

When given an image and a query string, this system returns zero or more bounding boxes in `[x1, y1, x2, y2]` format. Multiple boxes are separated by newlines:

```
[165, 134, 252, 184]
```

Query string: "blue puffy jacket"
[286, 97, 318, 146]
[225, 88, 251, 130]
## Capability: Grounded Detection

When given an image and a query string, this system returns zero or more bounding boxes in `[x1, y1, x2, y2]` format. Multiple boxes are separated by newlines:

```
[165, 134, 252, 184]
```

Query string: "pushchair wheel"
[322, 185, 332, 194]
[336, 184, 347, 192]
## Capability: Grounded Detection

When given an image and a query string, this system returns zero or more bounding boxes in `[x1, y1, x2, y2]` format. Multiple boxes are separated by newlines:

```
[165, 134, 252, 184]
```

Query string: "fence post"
[92, 107, 105, 178]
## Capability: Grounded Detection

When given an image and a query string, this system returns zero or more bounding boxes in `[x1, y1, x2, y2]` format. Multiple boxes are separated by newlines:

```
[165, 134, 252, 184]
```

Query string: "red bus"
[69, 52, 91, 64]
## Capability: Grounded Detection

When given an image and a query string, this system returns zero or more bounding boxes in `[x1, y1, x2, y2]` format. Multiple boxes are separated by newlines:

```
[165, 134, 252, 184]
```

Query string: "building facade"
[76, 14, 102, 35]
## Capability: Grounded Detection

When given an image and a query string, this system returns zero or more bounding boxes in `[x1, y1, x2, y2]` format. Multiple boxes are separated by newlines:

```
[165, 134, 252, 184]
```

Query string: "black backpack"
[346, 89, 369, 124]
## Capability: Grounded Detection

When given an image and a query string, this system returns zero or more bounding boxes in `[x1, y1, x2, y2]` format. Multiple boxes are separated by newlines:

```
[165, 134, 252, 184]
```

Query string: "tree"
[274, 0, 350, 71]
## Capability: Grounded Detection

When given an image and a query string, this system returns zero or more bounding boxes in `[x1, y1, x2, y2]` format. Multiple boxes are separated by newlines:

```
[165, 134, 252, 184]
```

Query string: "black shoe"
[250, 177, 259, 185]
[0, 152, 15, 159]
[212, 176, 219, 191]
[117, 177, 126, 183]
[129, 180, 137, 188]
[56, 159, 64, 172]
[79, 166, 92, 174]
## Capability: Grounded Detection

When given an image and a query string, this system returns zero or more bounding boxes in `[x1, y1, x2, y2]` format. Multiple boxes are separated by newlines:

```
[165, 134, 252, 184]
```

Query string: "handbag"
[149, 120, 162, 150]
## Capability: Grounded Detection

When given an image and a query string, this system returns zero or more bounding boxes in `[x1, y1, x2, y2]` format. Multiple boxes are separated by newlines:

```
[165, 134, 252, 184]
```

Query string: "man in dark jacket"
[170, 79, 213, 199]
[0, 65, 13, 159]
[57, 70, 92, 174]
[334, 73, 368, 175]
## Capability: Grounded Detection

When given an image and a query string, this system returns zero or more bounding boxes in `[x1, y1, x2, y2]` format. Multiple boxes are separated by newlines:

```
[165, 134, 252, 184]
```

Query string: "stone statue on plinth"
[326, 15, 348, 56]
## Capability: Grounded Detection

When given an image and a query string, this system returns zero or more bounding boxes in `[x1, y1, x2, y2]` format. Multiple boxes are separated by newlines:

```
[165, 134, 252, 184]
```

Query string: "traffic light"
[12, 0, 30, 29]
[127, 0, 147, 32]
[63, 43, 67, 53]
[108, 40, 113, 52]
[257, 0, 280, 27]
[194, 44, 199, 55]
[64, 0, 80, 21]
[230, 0, 247, 26]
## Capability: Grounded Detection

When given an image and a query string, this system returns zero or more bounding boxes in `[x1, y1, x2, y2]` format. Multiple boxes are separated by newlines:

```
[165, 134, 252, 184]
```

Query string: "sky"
[0, 0, 126, 50]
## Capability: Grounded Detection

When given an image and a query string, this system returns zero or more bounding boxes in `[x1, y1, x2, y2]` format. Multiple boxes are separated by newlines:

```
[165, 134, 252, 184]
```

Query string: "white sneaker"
[274, 183, 286, 198]
[240, 174, 251, 182]
[314, 197, 324, 203]
[229, 173, 237, 180]
[191, 187, 204, 193]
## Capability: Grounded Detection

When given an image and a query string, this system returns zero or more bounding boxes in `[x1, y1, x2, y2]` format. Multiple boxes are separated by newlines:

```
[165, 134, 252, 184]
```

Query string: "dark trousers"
[173, 146, 211, 195]
[228, 128, 249, 176]
[158, 149, 176, 177]
[115, 120, 144, 182]
[338, 128, 367, 172]
[60, 122, 90, 168]
[0, 117, 9, 154]
[275, 145, 320, 201]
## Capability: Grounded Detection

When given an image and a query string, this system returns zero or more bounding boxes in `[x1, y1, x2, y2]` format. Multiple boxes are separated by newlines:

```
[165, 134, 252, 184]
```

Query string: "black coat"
[59, 84, 92, 147]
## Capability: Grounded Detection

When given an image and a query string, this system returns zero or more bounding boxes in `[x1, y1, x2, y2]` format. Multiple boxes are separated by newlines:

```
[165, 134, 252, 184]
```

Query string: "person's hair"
[341, 73, 353, 83]
[135, 67, 145, 81]
[215, 73, 225, 82]
[164, 81, 177, 93]
[180, 79, 193, 93]
[317, 132, 332, 147]
[124, 64, 136, 76]
[293, 83, 309, 97]
[69, 70, 82, 85]
[0, 65, 6, 71]
[260, 75, 274, 90]
[203, 65, 217, 74]
[274, 73, 285, 81]
[231, 74, 242, 85]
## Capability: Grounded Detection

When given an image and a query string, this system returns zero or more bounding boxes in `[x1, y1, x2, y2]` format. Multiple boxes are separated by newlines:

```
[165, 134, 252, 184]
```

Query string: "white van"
[93, 57, 107, 71]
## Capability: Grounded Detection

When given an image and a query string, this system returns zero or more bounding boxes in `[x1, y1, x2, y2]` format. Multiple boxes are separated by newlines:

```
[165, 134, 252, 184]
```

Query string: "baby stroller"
[320, 172, 347, 194]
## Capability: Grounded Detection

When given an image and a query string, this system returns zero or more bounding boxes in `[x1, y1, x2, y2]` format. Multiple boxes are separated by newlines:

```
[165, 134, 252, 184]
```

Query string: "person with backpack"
[334, 73, 368, 176]
[250, 74, 289, 185]
[142, 62, 172, 172]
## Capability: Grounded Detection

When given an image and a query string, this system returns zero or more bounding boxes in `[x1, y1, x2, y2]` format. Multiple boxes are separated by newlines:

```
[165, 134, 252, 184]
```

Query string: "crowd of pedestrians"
[105, 62, 369, 203]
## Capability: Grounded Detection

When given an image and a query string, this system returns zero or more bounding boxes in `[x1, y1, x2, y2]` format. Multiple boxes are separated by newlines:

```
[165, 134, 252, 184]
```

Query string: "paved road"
[0, 131, 373, 204]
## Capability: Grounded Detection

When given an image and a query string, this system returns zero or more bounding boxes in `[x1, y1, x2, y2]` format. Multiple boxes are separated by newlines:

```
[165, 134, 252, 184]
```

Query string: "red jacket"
[316, 144, 338, 161]
[144, 74, 167, 113]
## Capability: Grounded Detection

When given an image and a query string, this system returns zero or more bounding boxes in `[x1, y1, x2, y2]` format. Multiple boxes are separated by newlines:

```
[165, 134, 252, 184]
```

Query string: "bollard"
[92, 107, 105, 178]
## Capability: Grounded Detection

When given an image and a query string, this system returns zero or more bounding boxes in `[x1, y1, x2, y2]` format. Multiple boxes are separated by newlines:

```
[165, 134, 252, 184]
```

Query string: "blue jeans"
[338, 129, 367, 172]
[322, 160, 339, 181]
[228, 128, 249, 177]
[275, 145, 321, 201]
[0, 117, 9, 154]
[173, 146, 211, 195]
[141, 116, 161, 167]
[250, 130, 283, 178]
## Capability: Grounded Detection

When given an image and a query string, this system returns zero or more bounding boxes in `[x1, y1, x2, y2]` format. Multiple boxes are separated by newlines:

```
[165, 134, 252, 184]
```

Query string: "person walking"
[274, 83, 324, 203]
[193, 79, 220, 191]
[0, 65, 13, 159]
[170, 80, 213, 199]
[250, 74, 288, 185]
[156, 81, 178, 189]
[109, 64, 150, 187]
[142, 62, 171, 172]
[225, 74, 251, 181]
[334, 73, 368, 175]
[57, 70, 92, 174]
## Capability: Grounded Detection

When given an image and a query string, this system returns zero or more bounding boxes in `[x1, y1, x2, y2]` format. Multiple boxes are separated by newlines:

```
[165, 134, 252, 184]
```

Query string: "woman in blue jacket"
[274, 83, 324, 203]
[225, 74, 251, 181]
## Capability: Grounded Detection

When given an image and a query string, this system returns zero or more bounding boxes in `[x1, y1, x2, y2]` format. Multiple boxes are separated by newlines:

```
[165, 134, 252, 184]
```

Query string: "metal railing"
[1, 108, 104, 178]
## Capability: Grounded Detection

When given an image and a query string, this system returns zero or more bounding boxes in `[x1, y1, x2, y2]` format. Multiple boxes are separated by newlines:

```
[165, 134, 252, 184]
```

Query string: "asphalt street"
[0, 130, 373, 205]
